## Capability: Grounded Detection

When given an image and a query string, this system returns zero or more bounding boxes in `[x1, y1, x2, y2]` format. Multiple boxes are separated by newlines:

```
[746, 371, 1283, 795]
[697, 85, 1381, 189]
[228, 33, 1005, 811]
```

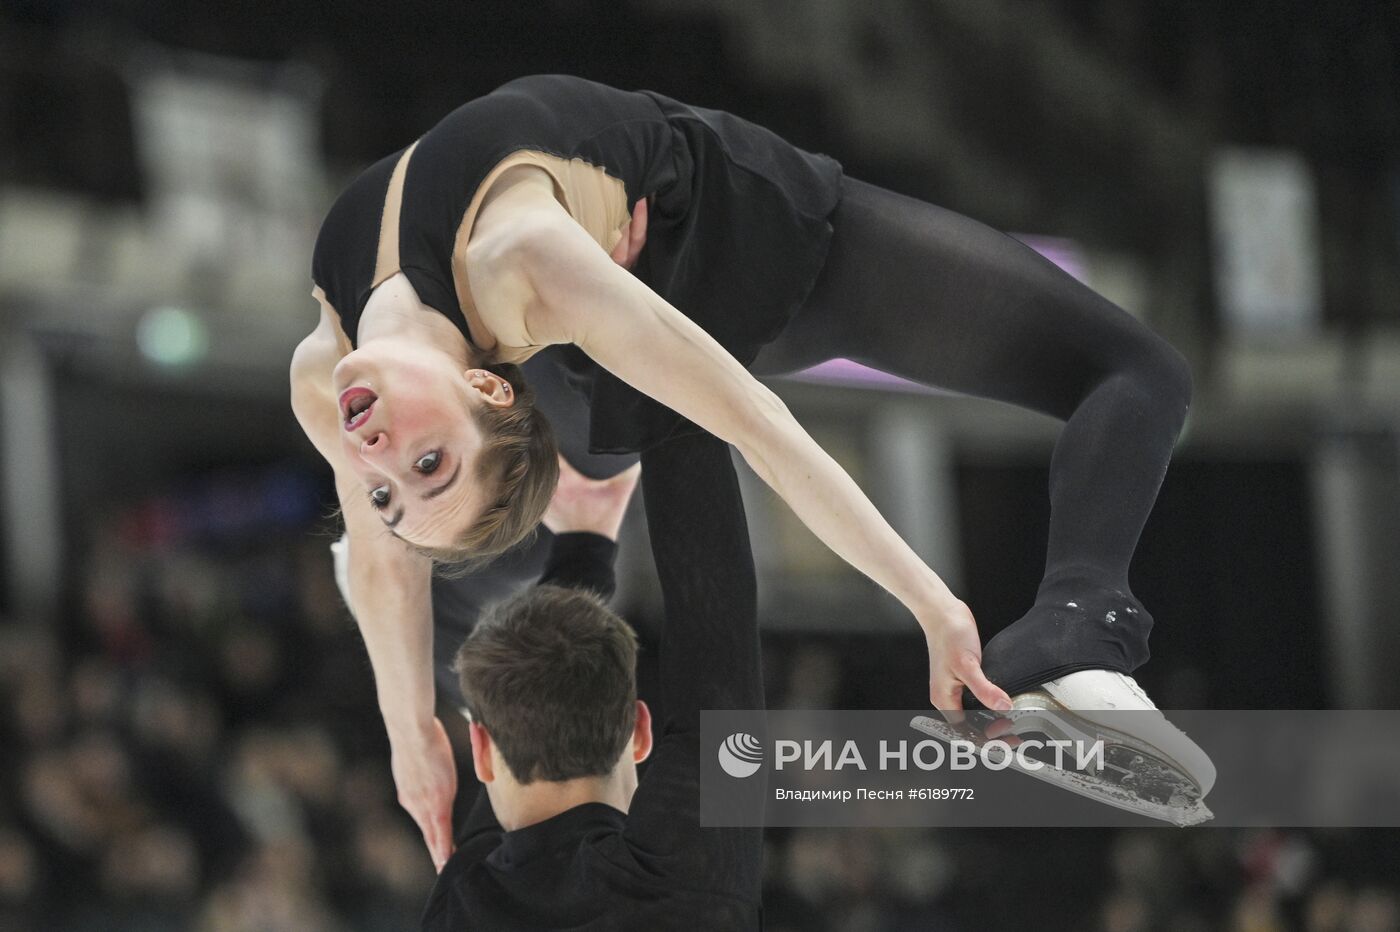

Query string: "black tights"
[754, 176, 1192, 696]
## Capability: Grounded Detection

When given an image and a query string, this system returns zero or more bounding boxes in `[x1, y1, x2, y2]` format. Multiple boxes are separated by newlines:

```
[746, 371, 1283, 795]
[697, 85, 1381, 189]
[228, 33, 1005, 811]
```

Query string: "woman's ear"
[631, 700, 654, 764]
[464, 368, 515, 408]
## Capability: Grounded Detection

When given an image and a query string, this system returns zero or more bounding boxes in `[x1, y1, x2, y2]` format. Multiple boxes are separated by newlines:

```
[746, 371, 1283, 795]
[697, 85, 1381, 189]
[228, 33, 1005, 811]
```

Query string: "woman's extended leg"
[759, 176, 1192, 696]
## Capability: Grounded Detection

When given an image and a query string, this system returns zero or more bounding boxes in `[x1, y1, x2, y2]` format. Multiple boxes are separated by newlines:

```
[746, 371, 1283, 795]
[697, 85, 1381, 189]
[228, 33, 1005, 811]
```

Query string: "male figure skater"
[419, 430, 763, 929]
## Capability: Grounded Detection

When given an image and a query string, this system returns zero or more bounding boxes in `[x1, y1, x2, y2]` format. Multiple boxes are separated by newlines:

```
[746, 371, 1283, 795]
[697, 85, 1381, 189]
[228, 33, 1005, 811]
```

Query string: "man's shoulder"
[420, 834, 500, 930]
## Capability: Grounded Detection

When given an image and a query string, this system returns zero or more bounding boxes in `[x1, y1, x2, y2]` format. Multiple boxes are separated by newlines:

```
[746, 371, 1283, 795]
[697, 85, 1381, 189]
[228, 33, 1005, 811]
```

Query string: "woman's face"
[332, 339, 508, 546]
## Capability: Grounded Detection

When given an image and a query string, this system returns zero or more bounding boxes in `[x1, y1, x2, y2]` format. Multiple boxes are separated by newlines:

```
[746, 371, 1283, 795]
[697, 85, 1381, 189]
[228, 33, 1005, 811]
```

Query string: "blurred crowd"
[0, 486, 432, 932]
[760, 823, 1400, 932]
[0, 483, 1397, 932]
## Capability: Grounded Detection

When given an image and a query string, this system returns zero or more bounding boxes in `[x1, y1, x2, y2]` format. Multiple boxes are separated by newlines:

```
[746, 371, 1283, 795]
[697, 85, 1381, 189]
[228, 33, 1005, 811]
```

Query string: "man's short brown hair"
[454, 585, 638, 784]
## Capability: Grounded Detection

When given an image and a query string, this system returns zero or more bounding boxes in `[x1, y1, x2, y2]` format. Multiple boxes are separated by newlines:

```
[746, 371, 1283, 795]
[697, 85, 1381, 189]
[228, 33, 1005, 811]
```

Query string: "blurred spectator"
[1351, 888, 1400, 932]
[198, 839, 341, 932]
[1101, 890, 1151, 932]
[86, 823, 200, 932]
[0, 827, 41, 930]
[1229, 885, 1285, 932]
[1304, 882, 1351, 932]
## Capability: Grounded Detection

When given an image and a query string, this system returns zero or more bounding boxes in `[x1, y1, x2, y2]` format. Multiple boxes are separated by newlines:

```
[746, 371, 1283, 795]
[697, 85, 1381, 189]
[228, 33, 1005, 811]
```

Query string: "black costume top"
[421, 431, 765, 931]
[312, 73, 843, 453]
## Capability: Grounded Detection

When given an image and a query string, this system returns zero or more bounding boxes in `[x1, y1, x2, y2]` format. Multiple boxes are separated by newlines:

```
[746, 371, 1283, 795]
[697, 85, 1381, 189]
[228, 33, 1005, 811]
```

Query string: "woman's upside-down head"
[333, 316, 558, 567]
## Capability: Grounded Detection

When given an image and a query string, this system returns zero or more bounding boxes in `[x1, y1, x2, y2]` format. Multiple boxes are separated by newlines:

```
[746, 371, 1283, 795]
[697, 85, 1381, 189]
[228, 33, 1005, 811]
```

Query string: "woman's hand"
[542, 457, 641, 541]
[921, 599, 1013, 713]
[607, 196, 649, 271]
[390, 716, 459, 873]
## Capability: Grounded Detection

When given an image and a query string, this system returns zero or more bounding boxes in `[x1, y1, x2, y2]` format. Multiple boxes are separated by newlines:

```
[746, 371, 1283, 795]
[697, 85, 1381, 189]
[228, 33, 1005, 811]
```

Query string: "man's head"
[455, 585, 652, 822]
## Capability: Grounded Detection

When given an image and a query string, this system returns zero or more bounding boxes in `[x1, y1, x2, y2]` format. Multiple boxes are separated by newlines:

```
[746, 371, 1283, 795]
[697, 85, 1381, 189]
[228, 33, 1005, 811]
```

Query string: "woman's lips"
[339, 387, 378, 432]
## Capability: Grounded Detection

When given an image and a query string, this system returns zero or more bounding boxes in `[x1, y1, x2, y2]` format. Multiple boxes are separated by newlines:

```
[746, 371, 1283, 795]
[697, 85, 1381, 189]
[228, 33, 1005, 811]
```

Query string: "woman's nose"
[360, 431, 388, 456]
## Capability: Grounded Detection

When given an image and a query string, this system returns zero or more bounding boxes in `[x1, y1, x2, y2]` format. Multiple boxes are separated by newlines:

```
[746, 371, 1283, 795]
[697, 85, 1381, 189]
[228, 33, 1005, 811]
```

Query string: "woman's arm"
[290, 316, 440, 734]
[290, 313, 458, 871]
[470, 198, 1011, 712]
[333, 477, 458, 873]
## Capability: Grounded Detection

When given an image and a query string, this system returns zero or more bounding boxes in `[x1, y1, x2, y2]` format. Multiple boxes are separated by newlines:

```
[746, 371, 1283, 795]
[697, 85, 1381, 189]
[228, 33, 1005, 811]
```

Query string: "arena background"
[1, 1, 1398, 929]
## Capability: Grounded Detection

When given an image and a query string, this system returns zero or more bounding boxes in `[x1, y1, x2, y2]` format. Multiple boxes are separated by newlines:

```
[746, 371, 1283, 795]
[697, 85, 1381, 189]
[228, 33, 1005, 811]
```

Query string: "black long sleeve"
[621, 432, 763, 904]
[538, 531, 619, 599]
[641, 434, 761, 718]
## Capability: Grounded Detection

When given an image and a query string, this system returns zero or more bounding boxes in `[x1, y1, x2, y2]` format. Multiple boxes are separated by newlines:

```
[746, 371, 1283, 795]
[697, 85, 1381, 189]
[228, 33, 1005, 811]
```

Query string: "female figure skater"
[291, 74, 1214, 851]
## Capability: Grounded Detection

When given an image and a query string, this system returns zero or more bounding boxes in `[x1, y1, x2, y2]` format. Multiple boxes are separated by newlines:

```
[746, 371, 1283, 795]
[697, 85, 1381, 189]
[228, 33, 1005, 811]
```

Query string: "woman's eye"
[415, 451, 442, 474]
[369, 486, 391, 509]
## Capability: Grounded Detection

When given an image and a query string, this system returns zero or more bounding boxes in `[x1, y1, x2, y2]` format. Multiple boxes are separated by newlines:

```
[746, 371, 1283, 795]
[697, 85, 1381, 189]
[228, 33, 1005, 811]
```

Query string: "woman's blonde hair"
[415, 362, 559, 572]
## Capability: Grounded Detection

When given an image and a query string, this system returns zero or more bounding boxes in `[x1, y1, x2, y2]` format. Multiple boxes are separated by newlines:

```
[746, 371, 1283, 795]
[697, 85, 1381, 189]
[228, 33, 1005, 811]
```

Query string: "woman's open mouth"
[339, 387, 378, 431]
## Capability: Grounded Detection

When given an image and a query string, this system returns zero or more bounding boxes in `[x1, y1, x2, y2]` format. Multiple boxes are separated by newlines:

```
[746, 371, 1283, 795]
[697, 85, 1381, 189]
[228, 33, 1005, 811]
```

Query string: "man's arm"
[623, 431, 762, 887]
[537, 532, 619, 599]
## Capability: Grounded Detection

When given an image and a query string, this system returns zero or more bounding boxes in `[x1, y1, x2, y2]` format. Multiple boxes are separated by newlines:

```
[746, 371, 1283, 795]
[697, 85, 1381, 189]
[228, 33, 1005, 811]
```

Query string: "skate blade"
[909, 714, 1215, 828]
